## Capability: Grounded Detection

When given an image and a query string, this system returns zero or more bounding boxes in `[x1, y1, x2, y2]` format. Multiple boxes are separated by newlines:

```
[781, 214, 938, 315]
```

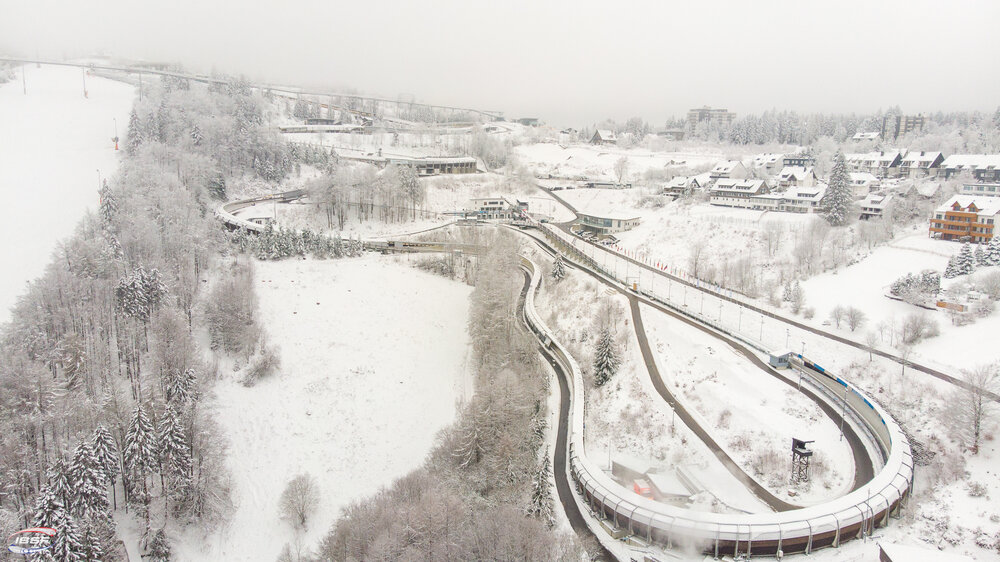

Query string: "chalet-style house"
[849, 172, 881, 197]
[590, 129, 618, 145]
[709, 179, 769, 208]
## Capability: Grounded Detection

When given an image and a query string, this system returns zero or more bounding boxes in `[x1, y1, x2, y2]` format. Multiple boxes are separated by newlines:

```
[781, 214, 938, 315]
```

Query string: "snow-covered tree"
[526, 449, 555, 528]
[983, 236, 1000, 266]
[975, 244, 986, 265]
[79, 521, 107, 562]
[69, 440, 110, 519]
[115, 266, 169, 322]
[147, 528, 172, 562]
[124, 403, 158, 476]
[126, 109, 144, 155]
[944, 255, 961, 278]
[48, 509, 85, 562]
[955, 242, 977, 276]
[91, 425, 120, 483]
[166, 368, 197, 406]
[551, 255, 566, 281]
[824, 150, 852, 226]
[592, 328, 621, 387]
[32, 484, 65, 529]
[158, 404, 192, 484]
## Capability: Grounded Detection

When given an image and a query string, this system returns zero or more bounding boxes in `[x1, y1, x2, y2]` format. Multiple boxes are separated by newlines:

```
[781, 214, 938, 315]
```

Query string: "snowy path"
[173, 256, 472, 561]
[0, 64, 133, 323]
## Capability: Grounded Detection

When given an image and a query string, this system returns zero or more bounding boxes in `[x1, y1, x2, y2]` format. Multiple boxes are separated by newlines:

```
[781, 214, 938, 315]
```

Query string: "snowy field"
[0, 64, 133, 322]
[172, 255, 472, 561]
[525, 246, 772, 514]
[639, 302, 856, 505]
[514, 142, 733, 181]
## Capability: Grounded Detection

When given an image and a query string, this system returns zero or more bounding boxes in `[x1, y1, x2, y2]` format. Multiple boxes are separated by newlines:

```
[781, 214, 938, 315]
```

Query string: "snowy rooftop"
[852, 131, 880, 140]
[712, 179, 767, 192]
[784, 185, 827, 201]
[878, 542, 974, 562]
[778, 166, 814, 181]
[845, 150, 905, 164]
[900, 151, 943, 166]
[751, 153, 783, 167]
[861, 193, 893, 208]
[577, 209, 642, 221]
[936, 195, 1000, 215]
[849, 172, 879, 183]
[711, 160, 743, 173]
[941, 154, 1000, 169]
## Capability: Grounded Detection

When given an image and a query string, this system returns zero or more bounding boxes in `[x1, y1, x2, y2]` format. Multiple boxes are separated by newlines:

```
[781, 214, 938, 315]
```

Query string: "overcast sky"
[2, 0, 998, 127]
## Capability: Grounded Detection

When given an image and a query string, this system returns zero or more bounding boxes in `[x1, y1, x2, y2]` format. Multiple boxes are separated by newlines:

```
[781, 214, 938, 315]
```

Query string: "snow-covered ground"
[525, 246, 772, 514]
[172, 255, 472, 561]
[514, 142, 733, 181]
[639, 302, 856, 505]
[0, 64, 133, 322]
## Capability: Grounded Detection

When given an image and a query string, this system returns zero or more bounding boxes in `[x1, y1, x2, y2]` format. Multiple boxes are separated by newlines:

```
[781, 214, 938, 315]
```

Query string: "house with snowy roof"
[852, 131, 880, 142]
[939, 154, 1000, 182]
[776, 166, 817, 189]
[849, 172, 881, 197]
[899, 151, 944, 178]
[590, 129, 618, 145]
[751, 153, 784, 175]
[709, 179, 769, 208]
[781, 185, 828, 214]
[929, 195, 1000, 243]
[859, 193, 894, 220]
[960, 182, 1000, 197]
[662, 174, 709, 198]
[709, 160, 749, 180]
[845, 150, 905, 178]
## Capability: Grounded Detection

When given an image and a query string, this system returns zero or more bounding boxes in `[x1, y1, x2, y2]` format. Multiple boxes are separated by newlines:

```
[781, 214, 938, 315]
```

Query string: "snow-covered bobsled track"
[518, 256, 914, 558]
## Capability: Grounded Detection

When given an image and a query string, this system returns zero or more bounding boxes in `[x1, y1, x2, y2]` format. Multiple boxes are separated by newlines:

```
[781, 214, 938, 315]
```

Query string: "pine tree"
[48, 509, 85, 562]
[91, 425, 121, 484]
[526, 449, 555, 529]
[166, 368, 197, 406]
[984, 236, 1000, 267]
[124, 403, 158, 477]
[147, 528, 172, 562]
[126, 109, 144, 156]
[32, 484, 64, 528]
[956, 242, 977, 276]
[944, 255, 961, 279]
[551, 255, 566, 280]
[47, 459, 73, 511]
[79, 521, 106, 562]
[824, 150, 852, 226]
[974, 244, 986, 266]
[158, 405, 192, 483]
[592, 328, 621, 387]
[69, 441, 110, 519]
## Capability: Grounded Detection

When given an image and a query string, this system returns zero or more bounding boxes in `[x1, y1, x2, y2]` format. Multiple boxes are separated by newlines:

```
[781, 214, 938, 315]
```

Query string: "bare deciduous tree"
[948, 365, 999, 454]
[280, 474, 320, 529]
[614, 156, 630, 186]
[846, 307, 867, 332]
[688, 239, 708, 280]
[830, 305, 846, 328]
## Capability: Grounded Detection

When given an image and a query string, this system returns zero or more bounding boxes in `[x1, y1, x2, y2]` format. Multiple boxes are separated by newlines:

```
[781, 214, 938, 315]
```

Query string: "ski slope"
[0, 64, 134, 323]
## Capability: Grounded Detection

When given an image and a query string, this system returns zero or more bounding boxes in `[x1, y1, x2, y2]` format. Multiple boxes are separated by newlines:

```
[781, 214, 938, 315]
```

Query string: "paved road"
[516, 269, 614, 561]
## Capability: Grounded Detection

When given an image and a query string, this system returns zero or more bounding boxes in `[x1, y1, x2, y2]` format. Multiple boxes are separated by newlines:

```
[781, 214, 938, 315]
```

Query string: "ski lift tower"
[791, 438, 814, 484]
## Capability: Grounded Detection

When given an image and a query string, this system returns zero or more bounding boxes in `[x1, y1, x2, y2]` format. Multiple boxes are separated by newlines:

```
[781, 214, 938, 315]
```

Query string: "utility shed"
[645, 471, 691, 501]
[611, 454, 651, 483]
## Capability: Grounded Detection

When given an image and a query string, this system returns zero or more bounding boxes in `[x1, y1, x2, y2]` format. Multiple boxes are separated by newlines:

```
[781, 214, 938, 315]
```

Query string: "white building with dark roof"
[590, 129, 618, 145]
[899, 151, 944, 177]
[939, 154, 1000, 181]
[845, 150, 905, 178]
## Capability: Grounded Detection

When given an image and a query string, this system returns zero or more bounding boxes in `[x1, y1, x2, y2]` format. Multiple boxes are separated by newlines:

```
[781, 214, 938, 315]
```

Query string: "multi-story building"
[898, 151, 944, 178]
[709, 179, 769, 208]
[467, 197, 521, 220]
[960, 183, 1000, 197]
[848, 172, 881, 197]
[939, 155, 1000, 181]
[577, 211, 642, 234]
[686, 106, 736, 129]
[928, 196, 1000, 243]
[780, 185, 828, 214]
[881, 114, 925, 140]
[844, 150, 905, 178]
[782, 153, 816, 168]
